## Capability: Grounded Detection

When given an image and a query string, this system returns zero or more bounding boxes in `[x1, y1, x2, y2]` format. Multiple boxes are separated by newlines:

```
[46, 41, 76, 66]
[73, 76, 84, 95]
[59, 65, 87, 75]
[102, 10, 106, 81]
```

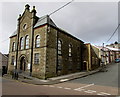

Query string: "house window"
[95, 58, 98, 65]
[58, 40, 62, 55]
[69, 44, 72, 57]
[34, 53, 39, 64]
[11, 56, 14, 65]
[35, 35, 40, 48]
[20, 37, 24, 50]
[92, 57, 95, 64]
[25, 35, 29, 49]
[68, 57, 72, 70]
[58, 56, 62, 70]
[12, 42, 15, 51]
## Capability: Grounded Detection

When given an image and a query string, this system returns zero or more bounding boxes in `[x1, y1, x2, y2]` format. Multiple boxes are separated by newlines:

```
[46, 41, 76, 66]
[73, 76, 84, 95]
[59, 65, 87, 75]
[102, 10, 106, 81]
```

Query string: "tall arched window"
[25, 35, 29, 49]
[35, 35, 40, 48]
[58, 40, 62, 55]
[69, 44, 72, 57]
[12, 42, 15, 51]
[20, 37, 24, 50]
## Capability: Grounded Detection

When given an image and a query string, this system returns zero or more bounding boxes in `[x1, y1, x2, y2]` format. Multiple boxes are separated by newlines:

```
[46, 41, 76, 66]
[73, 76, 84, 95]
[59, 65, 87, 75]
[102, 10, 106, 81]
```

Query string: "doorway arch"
[20, 56, 26, 71]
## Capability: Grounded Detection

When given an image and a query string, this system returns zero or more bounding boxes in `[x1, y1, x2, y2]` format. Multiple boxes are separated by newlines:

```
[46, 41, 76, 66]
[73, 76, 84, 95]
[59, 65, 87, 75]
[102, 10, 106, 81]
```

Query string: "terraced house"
[8, 4, 100, 79]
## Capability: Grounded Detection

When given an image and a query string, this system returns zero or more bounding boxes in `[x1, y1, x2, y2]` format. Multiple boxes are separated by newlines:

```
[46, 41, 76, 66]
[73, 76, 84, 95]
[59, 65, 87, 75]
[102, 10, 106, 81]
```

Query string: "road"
[69, 62, 119, 87]
[2, 63, 119, 96]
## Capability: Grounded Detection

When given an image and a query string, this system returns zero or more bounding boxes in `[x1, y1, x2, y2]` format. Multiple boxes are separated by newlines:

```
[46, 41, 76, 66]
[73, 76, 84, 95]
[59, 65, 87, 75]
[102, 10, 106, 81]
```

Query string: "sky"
[0, 1, 119, 54]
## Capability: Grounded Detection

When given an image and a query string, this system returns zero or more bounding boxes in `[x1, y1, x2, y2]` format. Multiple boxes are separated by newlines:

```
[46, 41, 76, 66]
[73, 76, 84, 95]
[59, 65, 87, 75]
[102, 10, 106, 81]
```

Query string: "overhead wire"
[106, 24, 120, 43]
[49, 0, 74, 16]
[1, 0, 74, 44]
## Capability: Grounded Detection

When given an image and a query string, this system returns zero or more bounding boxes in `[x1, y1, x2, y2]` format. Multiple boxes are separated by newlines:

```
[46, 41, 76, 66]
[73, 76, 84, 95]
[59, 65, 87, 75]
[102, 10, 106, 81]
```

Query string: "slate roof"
[9, 15, 84, 43]
[10, 15, 57, 37]
[10, 30, 17, 37]
[34, 15, 57, 28]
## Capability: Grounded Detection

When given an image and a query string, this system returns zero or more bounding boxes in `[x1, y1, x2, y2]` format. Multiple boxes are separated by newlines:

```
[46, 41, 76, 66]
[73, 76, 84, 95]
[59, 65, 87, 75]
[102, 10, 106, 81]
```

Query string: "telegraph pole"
[101, 43, 107, 72]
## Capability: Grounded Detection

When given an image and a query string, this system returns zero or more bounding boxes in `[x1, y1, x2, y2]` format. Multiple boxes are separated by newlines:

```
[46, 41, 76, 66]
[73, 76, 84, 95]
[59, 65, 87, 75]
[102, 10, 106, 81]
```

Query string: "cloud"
[0, 2, 118, 53]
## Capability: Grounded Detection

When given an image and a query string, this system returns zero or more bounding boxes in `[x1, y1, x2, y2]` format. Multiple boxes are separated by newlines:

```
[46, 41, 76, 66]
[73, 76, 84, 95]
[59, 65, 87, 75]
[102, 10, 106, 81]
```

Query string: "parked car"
[115, 59, 120, 63]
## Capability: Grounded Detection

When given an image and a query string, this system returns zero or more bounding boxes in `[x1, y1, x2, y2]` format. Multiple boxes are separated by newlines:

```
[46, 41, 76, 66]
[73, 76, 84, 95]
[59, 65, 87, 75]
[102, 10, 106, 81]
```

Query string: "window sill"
[34, 64, 39, 65]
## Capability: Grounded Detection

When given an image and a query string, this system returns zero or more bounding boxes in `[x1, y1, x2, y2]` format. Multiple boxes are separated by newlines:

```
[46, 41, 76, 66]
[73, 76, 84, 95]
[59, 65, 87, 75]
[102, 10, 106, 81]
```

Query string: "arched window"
[20, 37, 24, 50]
[25, 35, 29, 49]
[58, 40, 62, 55]
[69, 44, 72, 57]
[35, 35, 40, 48]
[12, 42, 15, 51]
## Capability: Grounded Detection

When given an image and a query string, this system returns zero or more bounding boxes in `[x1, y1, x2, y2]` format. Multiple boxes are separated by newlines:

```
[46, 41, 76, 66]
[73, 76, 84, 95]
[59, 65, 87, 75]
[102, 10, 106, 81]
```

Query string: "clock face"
[23, 23, 27, 30]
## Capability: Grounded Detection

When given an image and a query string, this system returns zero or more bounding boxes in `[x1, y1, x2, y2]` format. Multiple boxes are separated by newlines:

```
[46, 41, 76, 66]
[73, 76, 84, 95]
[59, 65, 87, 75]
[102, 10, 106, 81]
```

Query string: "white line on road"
[74, 88, 85, 91]
[60, 79, 69, 82]
[64, 87, 71, 90]
[79, 83, 94, 89]
[84, 90, 96, 93]
[97, 92, 111, 95]
[74, 83, 94, 91]
[57, 86, 63, 88]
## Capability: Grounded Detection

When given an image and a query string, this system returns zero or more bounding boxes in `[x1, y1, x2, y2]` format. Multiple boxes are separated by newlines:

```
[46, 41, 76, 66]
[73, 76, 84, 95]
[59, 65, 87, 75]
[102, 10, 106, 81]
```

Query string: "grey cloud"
[0, 2, 118, 53]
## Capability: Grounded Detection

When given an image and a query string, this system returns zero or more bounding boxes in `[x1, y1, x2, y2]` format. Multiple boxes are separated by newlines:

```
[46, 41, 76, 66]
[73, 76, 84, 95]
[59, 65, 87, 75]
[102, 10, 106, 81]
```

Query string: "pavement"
[3, 66, 103, 85]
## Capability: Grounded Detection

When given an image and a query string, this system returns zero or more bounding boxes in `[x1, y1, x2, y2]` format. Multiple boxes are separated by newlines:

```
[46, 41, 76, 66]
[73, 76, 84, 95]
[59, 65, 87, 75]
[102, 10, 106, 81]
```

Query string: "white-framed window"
[69, 44, 72, 57]
[35, 35, 40, 48]
[34, 53, 40, 64]
[20, 37, 24, 50]
[25, 35, 29, 49]
[58, 40, 62, 55]
[12, 42, 15, 51]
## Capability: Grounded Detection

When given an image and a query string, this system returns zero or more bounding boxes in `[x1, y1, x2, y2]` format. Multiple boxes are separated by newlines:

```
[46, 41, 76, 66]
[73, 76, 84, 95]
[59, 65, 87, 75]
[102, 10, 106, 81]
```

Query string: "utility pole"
[101, 43, 108, 72]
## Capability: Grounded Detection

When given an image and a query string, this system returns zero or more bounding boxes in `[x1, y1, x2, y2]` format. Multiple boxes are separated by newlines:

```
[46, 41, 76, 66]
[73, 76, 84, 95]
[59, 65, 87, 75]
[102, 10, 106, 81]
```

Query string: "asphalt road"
[2, 78, 118, 96]
[2, 63, 119, 96]
[69, 62, 119, 87]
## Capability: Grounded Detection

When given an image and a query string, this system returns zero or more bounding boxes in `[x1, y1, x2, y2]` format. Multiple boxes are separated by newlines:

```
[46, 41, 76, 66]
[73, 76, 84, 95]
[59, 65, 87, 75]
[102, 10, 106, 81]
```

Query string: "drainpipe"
[88, 44, 91, 70]
[30, 6, 36, 76]
[15, 14, 21, 72]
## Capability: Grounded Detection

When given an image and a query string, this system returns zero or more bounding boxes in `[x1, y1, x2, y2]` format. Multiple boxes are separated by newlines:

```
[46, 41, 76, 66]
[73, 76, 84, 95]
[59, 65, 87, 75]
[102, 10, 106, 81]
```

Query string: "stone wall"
[45, 26, 84, 78]
[8, 36, 17, 73]
[32, 25, 47, 79]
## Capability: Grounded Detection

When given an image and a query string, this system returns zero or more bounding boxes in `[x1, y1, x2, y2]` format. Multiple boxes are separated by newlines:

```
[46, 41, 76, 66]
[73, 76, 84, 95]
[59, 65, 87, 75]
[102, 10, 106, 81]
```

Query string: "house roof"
[106, 47, 120, 51]
[10, 30, 17, 38]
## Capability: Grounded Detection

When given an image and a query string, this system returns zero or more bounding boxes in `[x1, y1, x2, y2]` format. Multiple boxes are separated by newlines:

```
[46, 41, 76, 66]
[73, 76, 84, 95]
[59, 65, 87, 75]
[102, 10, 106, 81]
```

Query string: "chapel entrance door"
[20, 57, 26, 71]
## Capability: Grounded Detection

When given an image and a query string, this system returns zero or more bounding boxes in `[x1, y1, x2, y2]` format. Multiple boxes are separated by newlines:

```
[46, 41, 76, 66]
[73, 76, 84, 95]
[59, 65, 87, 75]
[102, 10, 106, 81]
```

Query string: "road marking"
[64, 87, 71, 90]
[84, 90, 96, 93]
[40, 80, 49, 82]
[79, 83, 94, 89]
[74, 83, 94, 91]
[74, 88, 85, 91]
[49, 85, 55, 87]
[97, 92, 111, 95]
[57, 86, 63, 88]
[60, 79, 69, 82]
